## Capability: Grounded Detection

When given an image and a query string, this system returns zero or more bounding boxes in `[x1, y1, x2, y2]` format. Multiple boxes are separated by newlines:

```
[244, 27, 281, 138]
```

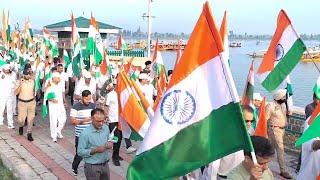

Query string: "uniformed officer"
[266, 89, 292, 179]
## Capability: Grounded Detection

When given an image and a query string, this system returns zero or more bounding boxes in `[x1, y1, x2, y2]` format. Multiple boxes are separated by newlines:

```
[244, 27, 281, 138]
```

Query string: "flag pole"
[290, 23, 320, 73]
[251, 151, 258, 164]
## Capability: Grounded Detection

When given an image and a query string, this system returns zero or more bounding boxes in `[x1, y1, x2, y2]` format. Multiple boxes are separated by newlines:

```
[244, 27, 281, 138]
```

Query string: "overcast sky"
[2, 0, 319, 34]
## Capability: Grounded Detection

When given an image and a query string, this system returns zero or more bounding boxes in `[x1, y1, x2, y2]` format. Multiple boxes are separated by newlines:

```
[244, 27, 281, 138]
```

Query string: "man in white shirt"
[105, 82, 136, 167]
[139, 73, 156, 106]
[74, 70, 97, 102]
[47, 72, 67, 142]
[57, 63, 69, 93]
[0, 64, 16, 128]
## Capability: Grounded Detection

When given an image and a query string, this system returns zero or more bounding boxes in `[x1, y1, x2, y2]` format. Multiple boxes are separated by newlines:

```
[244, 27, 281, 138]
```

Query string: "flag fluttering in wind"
[87, 14, 104, 65]
[99, 51, 111, 76]
[71, 13, 83, 77]
[117, 34, 127, 50]
[295, 103, 320, 147]
[23, 18, 34, 50]
[2, 10, 9, 48]
[219, 10, 230, 66]
[257, 10, 306, 92]
[127, 2, 253, 179]
[153, 67, 167, 111]
[63, 49, 71, 68]
[254, 97, 268, 138]
[116, 71, 150, 140]
[150, 39, 166, 83]
[242, 61, 254, 107]
[285, 76, 294, 112]
[43, 28, 59, 58]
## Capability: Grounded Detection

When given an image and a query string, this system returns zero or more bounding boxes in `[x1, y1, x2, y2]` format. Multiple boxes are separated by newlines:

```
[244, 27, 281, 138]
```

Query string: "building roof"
[45, 16, 121, 34]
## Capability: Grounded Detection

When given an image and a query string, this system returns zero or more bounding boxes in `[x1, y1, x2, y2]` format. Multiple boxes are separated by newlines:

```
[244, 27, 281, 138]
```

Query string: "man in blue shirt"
[78, 108, 112, 180]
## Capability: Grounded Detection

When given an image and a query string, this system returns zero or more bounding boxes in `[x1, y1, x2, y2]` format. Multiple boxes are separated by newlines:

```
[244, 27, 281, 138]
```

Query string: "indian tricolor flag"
[2, 10, 8, 48]
[127, 2, 253, 179]
[257, 10, 306, 92]
[63, 49, 71, 68]
[241, 60, 254, 107]
[117, 71, 151, 140]
[150, 39, 166, 82]
[87, 14, 104, 65]
[220, 10, 230, 66]
[71, 13, 83, 77]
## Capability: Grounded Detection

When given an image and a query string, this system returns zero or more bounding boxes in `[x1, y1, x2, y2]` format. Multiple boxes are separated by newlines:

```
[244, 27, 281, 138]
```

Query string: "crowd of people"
[0, 52, 319, 180]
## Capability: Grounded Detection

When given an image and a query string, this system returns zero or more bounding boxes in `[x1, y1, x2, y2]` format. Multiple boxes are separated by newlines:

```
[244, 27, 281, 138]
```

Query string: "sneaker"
[72, 169, 78, 176]
[8, 125, 15, 129]
[52, 138, 57, 142]
[126, 146, 137, 154]
[280, 172, 292, 179]
[57, 133, 63, 139]
[112, 158, 120, 166]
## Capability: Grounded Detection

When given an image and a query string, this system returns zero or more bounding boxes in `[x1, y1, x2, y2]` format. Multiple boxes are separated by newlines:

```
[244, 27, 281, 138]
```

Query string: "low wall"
[285, 106, 305, 135]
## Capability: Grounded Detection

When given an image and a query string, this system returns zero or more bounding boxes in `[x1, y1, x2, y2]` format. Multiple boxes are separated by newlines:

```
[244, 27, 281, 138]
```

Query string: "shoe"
[8, 125, 15, 129]
[52, 138, 57, 142]
[27, 133, 34, 141]
[27, 133, 33, 141]
[126, 146, 137, 154]
[112, 158, 120, 166]
[72, 169, 78, 176]
[280, 172, 292, 179]
[19, 127, 23, 135]
[57, 133, 63, 139]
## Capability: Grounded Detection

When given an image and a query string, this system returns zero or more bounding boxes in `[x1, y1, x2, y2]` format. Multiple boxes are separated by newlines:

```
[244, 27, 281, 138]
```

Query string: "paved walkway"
[0, 104, 299, 179]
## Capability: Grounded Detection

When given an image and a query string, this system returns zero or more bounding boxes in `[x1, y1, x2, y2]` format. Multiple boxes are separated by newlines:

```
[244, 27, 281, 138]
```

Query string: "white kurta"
[0, 72, 15, 126]
[297, 121, 320, 180]
[48, 83, 66, 139]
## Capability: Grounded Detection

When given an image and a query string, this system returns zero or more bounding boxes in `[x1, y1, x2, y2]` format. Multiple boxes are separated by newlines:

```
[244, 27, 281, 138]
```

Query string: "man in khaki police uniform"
[15, 68, 35, 141]
[266, 89, 292, 179]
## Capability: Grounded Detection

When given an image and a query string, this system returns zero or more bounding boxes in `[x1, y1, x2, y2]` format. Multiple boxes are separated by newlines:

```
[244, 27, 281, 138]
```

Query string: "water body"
[160, 40, 320, 108]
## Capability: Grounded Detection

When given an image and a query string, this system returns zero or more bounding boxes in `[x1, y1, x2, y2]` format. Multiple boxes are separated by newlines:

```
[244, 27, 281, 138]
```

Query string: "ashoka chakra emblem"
[160, 90, 196, 125]
[275, 44, 284, 61]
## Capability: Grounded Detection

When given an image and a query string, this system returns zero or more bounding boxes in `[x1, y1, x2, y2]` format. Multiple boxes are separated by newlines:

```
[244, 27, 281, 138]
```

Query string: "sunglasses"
[245, 119, 254, 123]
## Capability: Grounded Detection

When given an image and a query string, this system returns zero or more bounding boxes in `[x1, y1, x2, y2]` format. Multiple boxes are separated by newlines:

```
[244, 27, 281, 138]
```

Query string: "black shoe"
[112, 158, 120, 166]
[118, 156, 124, 161]
[27, 133, 34, 141]
[19, 127, 23, 135]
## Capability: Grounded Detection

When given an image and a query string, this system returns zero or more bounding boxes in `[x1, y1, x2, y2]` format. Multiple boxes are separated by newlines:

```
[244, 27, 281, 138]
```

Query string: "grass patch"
[0, 158, 16, 180]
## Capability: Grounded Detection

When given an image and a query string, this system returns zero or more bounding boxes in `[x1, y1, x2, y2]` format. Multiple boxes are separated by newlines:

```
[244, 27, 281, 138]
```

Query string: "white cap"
[253, 93, 263, 101]
[273, 89, 287, 100]
[2, 64, 11, 70]
[52, 72, 60, 78]
[83, 70, 92, 79]
[139, 73, 148, 80]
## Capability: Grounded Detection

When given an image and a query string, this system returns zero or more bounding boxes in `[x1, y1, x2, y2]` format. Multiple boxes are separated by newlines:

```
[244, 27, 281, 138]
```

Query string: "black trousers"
[72, 136, 83, 171]
[68, 78, 75, 105]
[108, 122, 122, 159]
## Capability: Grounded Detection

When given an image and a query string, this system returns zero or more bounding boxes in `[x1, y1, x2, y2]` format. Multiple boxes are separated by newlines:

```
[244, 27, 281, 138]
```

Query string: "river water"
[159, 40, 320, 108]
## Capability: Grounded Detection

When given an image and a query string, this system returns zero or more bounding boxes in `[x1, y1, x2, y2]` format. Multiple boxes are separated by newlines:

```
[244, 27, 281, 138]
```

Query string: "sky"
[2, 0, 320, 35]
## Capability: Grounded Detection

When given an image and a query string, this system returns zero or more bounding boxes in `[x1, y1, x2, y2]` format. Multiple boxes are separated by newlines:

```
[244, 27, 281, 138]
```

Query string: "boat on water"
[247, 46, 320, 62]
[229, 42, 242, 48]
[246, 49, 267, 58]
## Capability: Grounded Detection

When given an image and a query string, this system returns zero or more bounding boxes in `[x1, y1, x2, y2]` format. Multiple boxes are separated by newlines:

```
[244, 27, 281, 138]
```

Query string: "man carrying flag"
[127, 2, 254, 179]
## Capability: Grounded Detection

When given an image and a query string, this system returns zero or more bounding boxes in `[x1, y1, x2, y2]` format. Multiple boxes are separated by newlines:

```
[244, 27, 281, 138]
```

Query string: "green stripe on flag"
[127, 102, 253, 179]
[262, 39, 306, 91]
[295, 115, 320, 147]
